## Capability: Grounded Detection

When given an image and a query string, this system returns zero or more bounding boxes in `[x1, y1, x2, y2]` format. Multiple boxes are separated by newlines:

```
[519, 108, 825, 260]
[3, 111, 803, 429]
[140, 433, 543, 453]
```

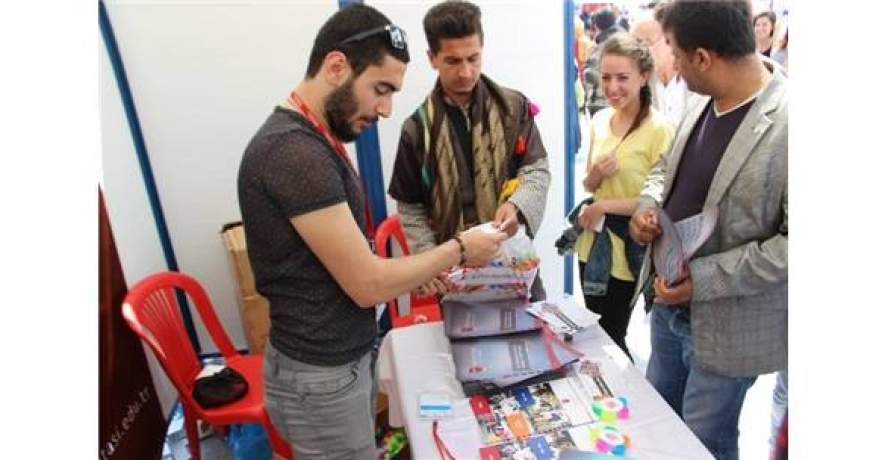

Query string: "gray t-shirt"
[237, 107, 376, 366]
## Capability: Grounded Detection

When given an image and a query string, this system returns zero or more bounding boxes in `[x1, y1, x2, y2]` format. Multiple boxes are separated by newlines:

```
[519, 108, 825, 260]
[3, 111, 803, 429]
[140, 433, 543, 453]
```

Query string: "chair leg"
[262, 412, 292, 459]
[183, 407, 201, 460]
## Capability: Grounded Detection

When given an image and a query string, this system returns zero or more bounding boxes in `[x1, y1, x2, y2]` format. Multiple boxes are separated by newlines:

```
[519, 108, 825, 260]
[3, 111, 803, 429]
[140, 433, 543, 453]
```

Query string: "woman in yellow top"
[575, 33, 674, 358]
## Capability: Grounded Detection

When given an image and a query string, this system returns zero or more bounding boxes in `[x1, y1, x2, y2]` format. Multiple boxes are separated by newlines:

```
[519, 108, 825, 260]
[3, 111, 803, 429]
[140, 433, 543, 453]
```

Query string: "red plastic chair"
[121, 271, 292, 459]
[374, 215, 443, 328]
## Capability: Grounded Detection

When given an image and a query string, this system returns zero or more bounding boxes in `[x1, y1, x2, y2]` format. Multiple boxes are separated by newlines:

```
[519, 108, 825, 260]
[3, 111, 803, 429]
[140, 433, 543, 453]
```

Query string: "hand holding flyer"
[651, 208, 718, 287]
[444, 223, 540, 302]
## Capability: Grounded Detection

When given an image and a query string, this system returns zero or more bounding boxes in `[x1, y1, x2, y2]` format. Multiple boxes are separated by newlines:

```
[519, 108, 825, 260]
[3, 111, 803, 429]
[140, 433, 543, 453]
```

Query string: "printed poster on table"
[443, 298, 540, 339]
[451, 331, 581, 387]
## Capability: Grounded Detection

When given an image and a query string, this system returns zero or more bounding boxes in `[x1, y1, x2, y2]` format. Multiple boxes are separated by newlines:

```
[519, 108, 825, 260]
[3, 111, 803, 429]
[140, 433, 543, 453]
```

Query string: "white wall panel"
[103, 0, 338, 353]
[100, 34, 178, 416]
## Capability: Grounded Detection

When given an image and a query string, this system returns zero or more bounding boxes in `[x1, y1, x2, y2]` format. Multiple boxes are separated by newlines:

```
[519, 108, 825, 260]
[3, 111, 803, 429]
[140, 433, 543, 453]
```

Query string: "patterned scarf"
[416, 75, 518, 244]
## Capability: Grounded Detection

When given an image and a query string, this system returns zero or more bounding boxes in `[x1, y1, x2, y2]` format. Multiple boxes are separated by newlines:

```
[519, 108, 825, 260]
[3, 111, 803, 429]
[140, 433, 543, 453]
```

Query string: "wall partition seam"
[563, 0, 578, 294]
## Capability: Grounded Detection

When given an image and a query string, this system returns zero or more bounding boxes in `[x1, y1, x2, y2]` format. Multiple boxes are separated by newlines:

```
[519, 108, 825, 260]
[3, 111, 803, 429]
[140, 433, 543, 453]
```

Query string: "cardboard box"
[376, 392, 388, 416]
[221, 222, 270, 354]
[240, 293, 271, 354]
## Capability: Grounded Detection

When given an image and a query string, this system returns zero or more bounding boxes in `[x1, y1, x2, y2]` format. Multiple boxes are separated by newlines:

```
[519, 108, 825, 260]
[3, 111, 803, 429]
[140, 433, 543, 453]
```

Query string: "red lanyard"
[287, 90, 375, 237]
[432, 420, 457, 460]
[539, 321, 584, 368]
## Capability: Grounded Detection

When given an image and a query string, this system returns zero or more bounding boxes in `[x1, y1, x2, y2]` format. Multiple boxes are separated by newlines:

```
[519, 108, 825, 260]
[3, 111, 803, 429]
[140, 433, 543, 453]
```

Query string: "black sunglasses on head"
[337, 24, 407, 50]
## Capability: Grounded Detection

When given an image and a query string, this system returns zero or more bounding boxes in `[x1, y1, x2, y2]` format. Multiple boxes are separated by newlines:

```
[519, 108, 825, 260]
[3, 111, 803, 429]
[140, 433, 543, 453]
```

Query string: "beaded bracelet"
[453, 233, 467, 266]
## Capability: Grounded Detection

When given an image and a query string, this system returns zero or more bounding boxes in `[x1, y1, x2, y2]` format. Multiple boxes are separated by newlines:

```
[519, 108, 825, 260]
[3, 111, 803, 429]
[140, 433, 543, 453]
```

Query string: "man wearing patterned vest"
[388, 0, 551, 299]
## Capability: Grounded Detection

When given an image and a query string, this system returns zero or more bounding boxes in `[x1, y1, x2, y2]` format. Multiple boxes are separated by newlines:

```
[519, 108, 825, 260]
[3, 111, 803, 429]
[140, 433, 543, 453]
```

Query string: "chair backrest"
[121, 271, 239, 400]
[374, 216, 411, 324]
[374, 215, 442, 327]
[374, 214, 409, 260]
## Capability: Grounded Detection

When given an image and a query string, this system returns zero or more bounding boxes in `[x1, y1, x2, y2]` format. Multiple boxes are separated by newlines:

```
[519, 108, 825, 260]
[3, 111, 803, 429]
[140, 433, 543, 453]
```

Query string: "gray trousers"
[263, 342, 376, 459]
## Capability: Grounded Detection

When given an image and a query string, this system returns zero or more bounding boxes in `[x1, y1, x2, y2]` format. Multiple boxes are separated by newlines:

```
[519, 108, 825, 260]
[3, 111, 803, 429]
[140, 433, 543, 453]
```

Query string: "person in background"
[629, 1, 787, 459]
[591, 7, 625, 46]
[771, 28, 788, 74]
[578, 3, 598, 34]
[576, 15, 595, 68]
[575, 32, 674, 359]
[613, 4, 631, 31]
[237, 5, 507, 458]
[575, 16, 595, 117]
[631, 5, 693, 127]
[584, 8, 627, 117]
[388, 0, 551, 300]
[753, 10, 777, 57]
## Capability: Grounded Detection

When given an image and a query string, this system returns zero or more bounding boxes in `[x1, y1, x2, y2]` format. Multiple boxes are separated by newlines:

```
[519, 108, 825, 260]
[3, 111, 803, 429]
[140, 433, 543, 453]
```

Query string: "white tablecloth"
[377, 321, 714, 460]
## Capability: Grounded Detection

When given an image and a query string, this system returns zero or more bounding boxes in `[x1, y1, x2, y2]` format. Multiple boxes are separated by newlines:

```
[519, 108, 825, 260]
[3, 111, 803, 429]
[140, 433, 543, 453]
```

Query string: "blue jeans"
[263, 342, 376, 459]
[646, 305, 757, 460]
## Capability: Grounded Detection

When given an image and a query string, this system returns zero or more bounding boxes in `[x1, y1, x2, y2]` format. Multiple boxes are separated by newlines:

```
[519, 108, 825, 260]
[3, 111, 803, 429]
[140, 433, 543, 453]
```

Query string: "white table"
[377, 321, 714, 460]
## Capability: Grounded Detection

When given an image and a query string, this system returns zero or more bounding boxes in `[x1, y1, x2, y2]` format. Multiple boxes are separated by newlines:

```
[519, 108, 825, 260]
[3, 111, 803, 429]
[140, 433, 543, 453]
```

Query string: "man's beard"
[324, 78, 377, 143]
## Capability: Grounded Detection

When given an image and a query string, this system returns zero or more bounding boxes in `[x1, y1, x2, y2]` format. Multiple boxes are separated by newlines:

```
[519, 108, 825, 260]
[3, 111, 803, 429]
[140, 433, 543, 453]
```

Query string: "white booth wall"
[101, 0, 567, 415]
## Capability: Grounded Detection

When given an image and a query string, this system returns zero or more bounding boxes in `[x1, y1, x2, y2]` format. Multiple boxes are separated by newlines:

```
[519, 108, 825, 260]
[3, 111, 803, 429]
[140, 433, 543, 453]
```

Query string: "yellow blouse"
[576, 107, 674, 281]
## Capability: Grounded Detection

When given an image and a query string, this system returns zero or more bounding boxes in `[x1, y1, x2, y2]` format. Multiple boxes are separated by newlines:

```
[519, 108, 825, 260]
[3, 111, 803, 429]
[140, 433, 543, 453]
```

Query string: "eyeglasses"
[337, 24, 407, 50]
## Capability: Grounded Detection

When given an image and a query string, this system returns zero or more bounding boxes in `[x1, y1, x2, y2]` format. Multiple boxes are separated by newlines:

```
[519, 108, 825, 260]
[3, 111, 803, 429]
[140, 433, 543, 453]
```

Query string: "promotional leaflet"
[651, 207, 718, 287]
[443, 298, 540, 339]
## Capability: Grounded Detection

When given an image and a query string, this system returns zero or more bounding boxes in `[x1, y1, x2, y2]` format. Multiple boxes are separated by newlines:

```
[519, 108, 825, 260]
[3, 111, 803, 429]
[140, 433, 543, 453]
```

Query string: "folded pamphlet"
[525, 294, 600, 335]
[652, 207, 718, 287]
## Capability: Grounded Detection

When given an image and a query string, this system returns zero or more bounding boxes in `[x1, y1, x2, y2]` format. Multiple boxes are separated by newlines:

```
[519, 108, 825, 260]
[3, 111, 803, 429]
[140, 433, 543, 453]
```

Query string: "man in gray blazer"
[629, 2, 787, 459]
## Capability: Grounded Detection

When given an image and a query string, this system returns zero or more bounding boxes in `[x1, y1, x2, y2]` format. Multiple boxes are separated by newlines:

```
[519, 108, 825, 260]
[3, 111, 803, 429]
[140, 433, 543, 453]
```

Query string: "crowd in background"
[573, 1, 788, 121]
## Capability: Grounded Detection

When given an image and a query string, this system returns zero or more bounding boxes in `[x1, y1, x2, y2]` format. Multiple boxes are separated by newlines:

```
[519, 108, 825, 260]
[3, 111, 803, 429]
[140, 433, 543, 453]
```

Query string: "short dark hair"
[306, 4, 410, 78]
[423, 0, 484, 55]
[660, 0, 755, 60]
[591, 9, 616, 31]
[753, 11, 777, 37]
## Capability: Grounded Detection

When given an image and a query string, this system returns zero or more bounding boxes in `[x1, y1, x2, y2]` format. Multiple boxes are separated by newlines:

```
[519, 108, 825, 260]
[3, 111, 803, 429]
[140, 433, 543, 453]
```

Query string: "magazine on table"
[478, 426, 627, 460]
[469, 377, 593, 446]
[451, 328, 582, 388]
[525, 294, 600, 335]
[433, 359, 632, 459]
[443, 298, 540, 339]
[478, 424, 633, 460]
[469, 373, 631, 459]
[442, 282, 531, 303]
[651, 207, 718, 287]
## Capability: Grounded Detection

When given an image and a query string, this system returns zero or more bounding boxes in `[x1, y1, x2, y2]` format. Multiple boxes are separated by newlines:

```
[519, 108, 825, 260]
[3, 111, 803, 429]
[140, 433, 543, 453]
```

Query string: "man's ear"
[694, 48, 713, 72]
[322, 50, 351, 86]
[426, 49, 438, 70]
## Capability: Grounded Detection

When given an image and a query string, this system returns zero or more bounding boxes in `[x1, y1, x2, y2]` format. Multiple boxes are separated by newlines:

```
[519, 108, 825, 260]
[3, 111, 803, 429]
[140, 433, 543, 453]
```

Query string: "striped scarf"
[416, 75, 517, 244]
